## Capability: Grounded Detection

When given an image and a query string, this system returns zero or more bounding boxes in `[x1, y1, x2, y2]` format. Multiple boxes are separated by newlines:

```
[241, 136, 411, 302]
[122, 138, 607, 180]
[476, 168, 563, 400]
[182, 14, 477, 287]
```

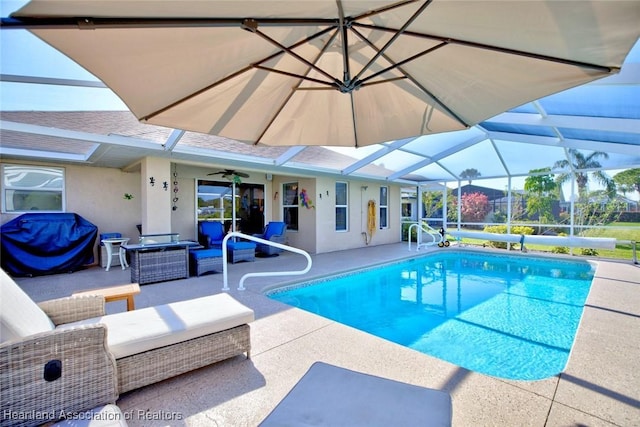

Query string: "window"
[379, 186, 389, 229]
[2, 164, 65, 212]
[283, 182, 299, 231]
[335, 181, 348, 231]
[402, 202, 412, 218]
[197, 180, 232, 224]
[197, 180, 265, 234]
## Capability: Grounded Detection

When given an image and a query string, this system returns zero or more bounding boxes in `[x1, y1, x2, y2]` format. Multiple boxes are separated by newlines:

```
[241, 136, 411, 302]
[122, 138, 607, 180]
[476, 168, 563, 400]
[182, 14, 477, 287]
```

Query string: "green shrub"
[552, 232, 569, 254]
[482, 225, 534, 249]
[493, 211, 507, 223]
[581, 248, 599, 256]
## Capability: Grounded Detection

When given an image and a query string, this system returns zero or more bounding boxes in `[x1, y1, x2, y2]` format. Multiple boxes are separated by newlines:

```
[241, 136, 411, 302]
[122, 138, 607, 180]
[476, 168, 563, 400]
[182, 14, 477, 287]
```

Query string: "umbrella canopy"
[3, 1, 640, 147]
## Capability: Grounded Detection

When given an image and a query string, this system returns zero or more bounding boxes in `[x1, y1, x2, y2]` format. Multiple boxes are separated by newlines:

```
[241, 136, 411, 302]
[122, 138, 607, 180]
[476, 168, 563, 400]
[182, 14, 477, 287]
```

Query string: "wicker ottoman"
[227, 241, 256, 264]
[190, 248, 224, 276]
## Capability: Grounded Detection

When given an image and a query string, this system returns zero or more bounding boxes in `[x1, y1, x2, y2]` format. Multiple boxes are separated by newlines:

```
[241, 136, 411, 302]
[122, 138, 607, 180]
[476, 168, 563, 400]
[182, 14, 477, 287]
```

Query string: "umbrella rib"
[336, 0, 351, 85]
[359, 76, 408, 87]
[246, 21, 342, 87]
[352, 22, 614, 73]
[253, 28, 342, 145]
[143, 26, 336, 122]
[349, 26, 468, 127]
[351, 0, 433, 85]
[357, 42, 447, 87]
[253, 65, 338, 89]
[351, 0, 422, 22]
[0, 3, 415, 29]
[0, 16, 340, 30]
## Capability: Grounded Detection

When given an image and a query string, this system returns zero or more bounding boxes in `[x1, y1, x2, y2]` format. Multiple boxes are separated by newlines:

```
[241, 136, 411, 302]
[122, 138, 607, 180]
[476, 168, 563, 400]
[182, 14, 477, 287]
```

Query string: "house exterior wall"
[1, 158, 403, 260]
[172, 164, 274, 241]
[314, 177, 401, 253]
[270, 176, 317, 254]
[140, 157, 172, 235]
[268, 175, 403, 254]
[1, 159, 141, 263]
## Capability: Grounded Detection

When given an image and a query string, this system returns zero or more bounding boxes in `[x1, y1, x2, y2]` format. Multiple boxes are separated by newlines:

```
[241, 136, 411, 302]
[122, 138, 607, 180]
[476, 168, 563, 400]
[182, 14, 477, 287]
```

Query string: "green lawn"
[579, 222, 640, 261]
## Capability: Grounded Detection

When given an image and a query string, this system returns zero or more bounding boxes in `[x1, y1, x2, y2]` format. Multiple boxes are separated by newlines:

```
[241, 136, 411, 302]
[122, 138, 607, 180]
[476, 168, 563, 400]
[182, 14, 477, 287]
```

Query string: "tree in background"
[553, 149, 614, 198]
[460, 168, 481, 185]
[422, 188, 457, 222]
[524, 168, 557, 232]
[613, 168, 640, 207]
[575, 190, 625, 228]
[460, 192, 490, 223]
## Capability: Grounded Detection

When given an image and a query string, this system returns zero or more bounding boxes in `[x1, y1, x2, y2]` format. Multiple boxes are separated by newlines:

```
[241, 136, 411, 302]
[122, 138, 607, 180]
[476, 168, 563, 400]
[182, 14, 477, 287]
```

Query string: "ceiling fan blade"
[206, 169, 248, 178]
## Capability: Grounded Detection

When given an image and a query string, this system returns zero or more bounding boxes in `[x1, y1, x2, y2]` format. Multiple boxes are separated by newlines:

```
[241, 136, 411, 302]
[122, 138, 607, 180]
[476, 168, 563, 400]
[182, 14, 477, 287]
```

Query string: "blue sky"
[1, 0, 128, 110]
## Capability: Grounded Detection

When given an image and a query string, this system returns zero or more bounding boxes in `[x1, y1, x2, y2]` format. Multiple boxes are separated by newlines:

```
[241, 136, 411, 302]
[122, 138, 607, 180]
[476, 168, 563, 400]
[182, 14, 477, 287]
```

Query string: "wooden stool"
[73, 283, 141, 311]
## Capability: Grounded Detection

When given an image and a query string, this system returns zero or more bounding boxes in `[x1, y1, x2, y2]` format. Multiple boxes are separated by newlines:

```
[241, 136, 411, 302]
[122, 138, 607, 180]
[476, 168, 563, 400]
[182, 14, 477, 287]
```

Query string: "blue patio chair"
[253, 221, 287, 256]
[198, 221, 225, 249]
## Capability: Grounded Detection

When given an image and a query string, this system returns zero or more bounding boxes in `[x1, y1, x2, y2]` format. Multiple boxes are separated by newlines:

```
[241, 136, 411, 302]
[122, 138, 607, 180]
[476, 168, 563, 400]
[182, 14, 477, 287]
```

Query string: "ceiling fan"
[207, 169, 250, 179]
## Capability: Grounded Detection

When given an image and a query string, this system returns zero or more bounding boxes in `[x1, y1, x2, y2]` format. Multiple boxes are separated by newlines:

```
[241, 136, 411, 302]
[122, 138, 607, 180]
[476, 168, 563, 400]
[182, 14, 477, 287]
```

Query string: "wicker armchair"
[1, 294, 118, 427]
[253, 222, 287, 256]
[1, 268, 254, 424]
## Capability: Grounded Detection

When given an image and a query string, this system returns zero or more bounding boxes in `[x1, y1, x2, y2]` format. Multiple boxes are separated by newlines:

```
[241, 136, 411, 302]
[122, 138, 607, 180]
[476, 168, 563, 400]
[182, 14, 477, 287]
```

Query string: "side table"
[102, 238, 130, 271]
[73, 283, 141, 311]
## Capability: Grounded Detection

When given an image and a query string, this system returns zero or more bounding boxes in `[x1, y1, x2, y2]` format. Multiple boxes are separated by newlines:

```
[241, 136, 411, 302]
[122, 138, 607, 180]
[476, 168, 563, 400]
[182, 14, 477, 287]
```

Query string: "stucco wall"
[269, 175, 402, 254]
[1, 160, 141, 264]
[1, 159, 403, 261]
[314, 176, 401, 253]
[268, 176, 313, 254]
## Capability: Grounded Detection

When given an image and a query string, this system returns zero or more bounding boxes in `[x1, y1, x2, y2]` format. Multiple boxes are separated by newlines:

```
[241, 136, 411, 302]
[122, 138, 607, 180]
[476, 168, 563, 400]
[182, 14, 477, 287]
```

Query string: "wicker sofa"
[0, 269, 254, 427]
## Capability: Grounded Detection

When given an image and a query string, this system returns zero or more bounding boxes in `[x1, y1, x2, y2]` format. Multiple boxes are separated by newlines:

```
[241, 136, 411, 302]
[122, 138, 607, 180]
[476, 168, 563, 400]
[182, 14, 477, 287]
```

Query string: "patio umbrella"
[3, 1, 640, 147]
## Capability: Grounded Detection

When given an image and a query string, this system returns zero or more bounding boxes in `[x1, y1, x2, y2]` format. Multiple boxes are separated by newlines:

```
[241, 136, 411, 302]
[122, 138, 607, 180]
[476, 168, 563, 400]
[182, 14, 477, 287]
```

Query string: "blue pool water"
[267, 251, 595, 380]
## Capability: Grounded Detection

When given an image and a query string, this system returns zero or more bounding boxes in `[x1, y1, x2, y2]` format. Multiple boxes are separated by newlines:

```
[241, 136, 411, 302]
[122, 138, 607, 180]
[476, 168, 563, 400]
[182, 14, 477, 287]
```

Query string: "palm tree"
[553, 149, 614, 199]
[613, 168, 640, 202]
[460, 168, 481, 185]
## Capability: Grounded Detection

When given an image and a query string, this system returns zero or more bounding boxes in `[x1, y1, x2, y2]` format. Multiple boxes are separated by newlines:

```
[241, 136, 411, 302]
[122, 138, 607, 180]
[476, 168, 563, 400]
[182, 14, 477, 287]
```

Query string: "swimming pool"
[266, 250, 595, 380]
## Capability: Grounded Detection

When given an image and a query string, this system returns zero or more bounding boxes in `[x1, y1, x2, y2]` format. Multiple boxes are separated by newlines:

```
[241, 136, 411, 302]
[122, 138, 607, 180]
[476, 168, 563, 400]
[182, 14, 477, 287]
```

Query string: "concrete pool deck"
[13, 243, 640, 426]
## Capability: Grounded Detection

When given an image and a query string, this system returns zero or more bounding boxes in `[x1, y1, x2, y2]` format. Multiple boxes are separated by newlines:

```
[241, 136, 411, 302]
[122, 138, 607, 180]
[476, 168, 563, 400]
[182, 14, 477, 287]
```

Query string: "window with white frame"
[379, 186, 389, 229]
[283, 182, 299, 231]
[2, 164, 65, 213]
[335, 181, 348, 231]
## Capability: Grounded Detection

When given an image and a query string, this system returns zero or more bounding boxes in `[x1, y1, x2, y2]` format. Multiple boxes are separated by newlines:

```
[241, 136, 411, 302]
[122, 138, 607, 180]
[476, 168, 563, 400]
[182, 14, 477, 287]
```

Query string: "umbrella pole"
[232, 181, 236, 233]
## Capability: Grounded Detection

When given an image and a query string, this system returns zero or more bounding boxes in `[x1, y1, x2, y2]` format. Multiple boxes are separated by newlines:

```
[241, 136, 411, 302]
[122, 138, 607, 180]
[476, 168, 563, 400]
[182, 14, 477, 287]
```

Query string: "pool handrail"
[222, 231, 312, 291]
[408, 221, 444, 251]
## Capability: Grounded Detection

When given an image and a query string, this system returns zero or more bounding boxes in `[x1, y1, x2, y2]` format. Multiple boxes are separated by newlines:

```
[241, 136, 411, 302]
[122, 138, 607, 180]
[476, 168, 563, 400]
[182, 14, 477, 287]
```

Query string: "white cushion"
[61, 293, 254, 359]
[0, 268, 55, 343]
